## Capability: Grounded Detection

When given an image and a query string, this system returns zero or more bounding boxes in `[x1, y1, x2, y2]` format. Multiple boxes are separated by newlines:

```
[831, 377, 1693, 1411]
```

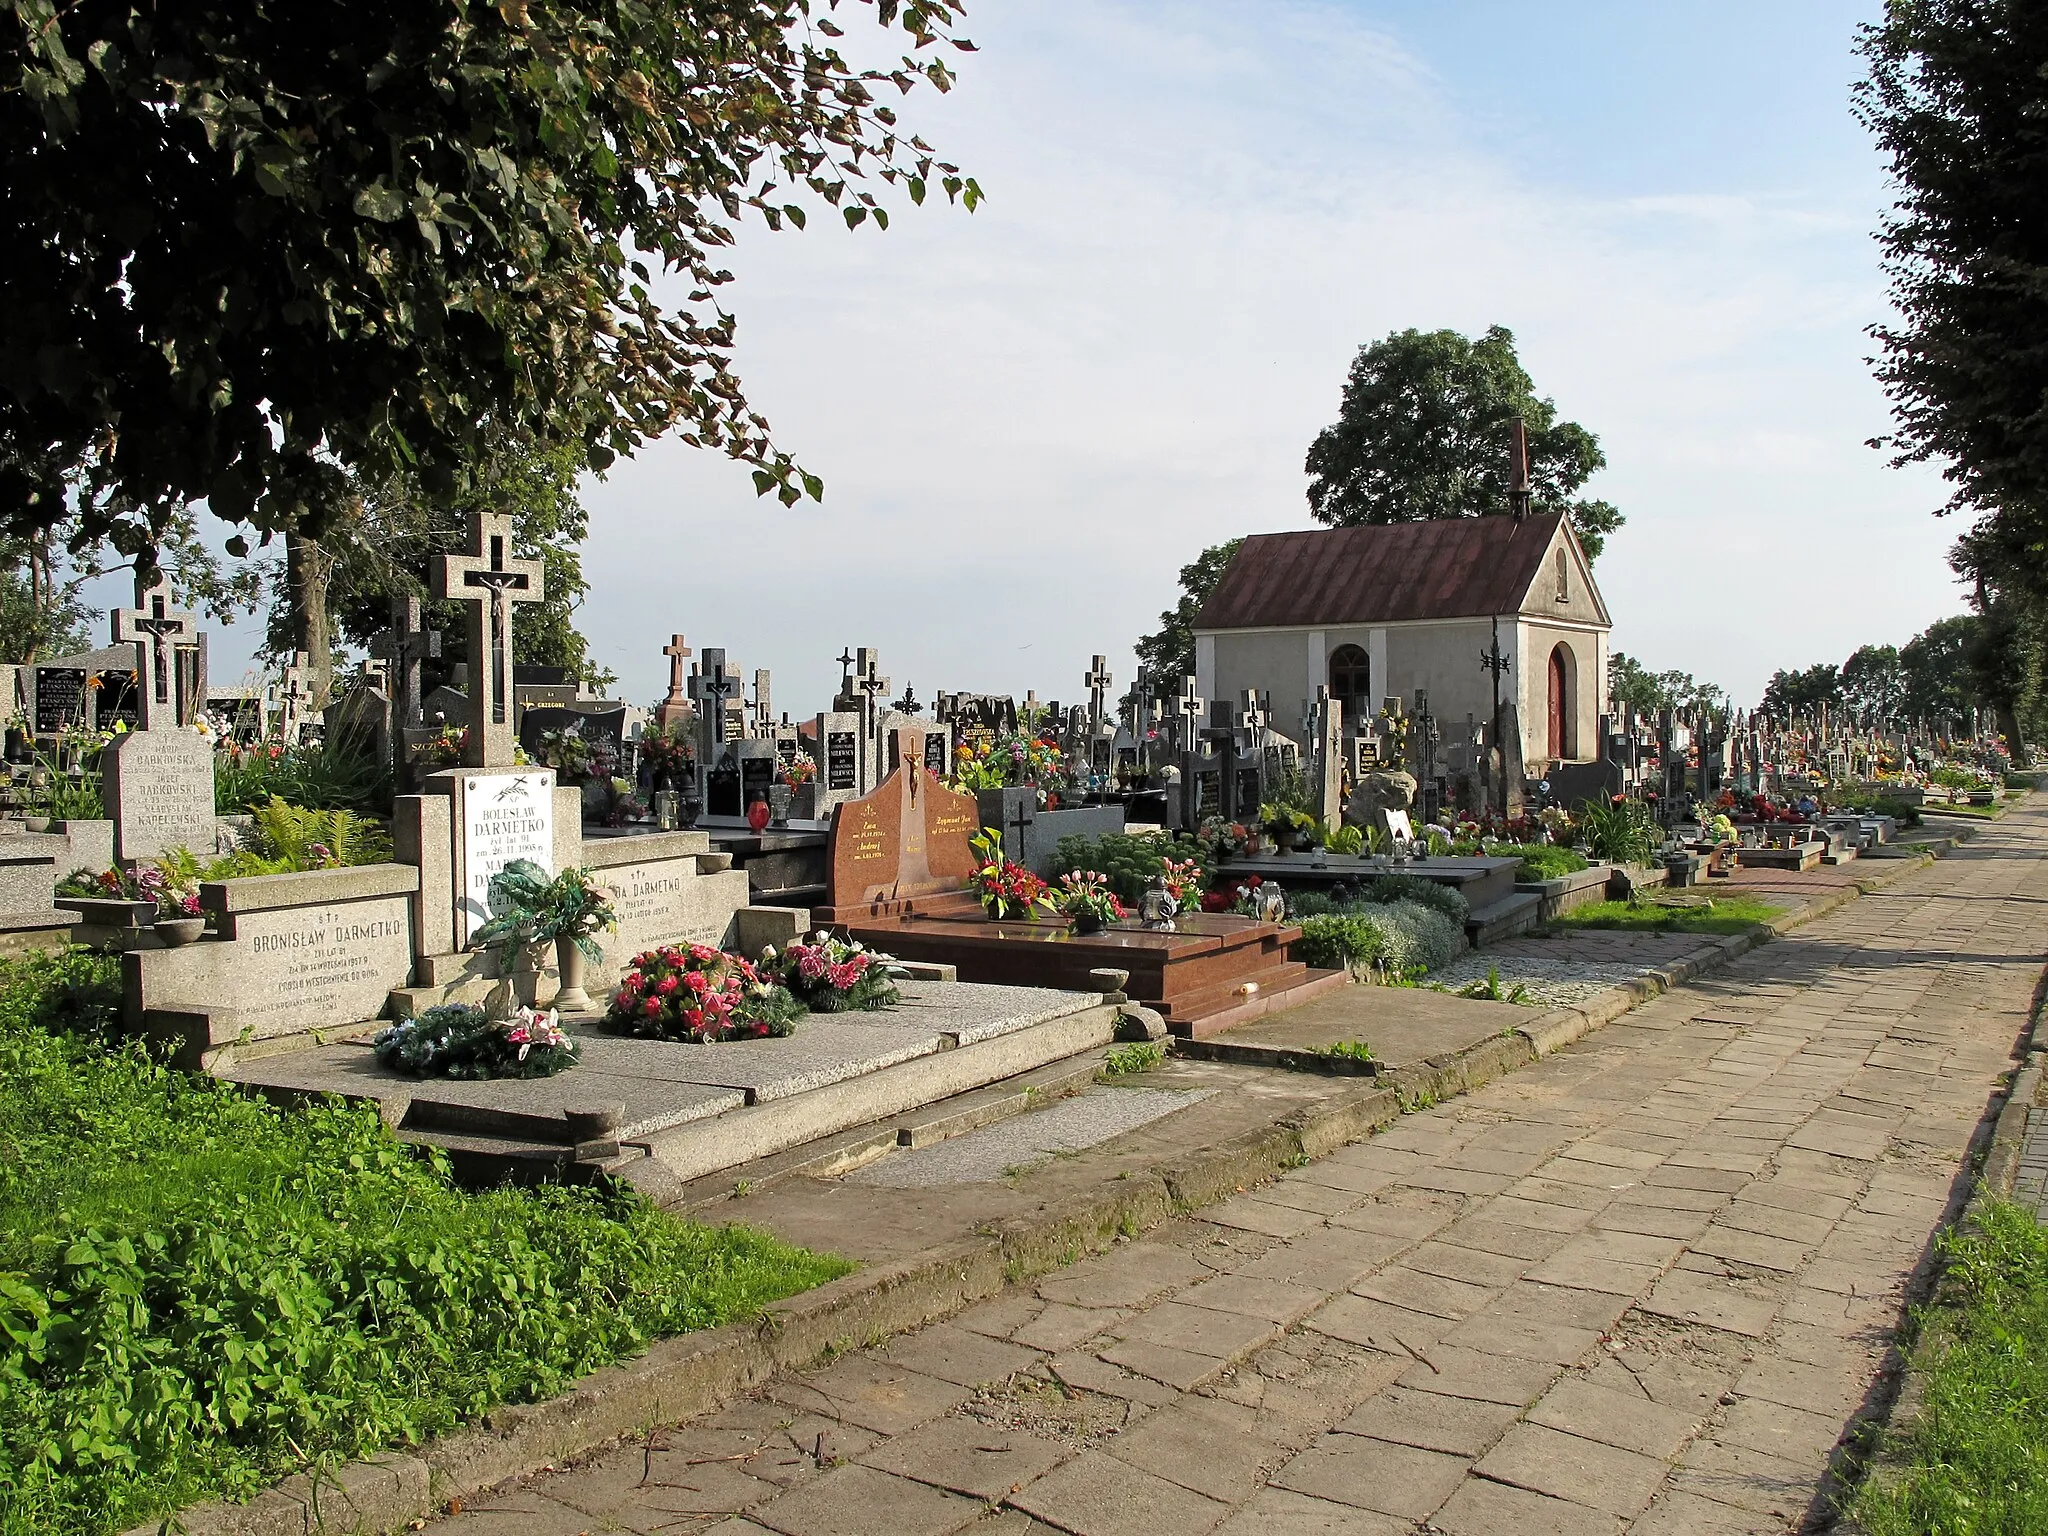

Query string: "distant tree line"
[1757, 616, 1989, 733]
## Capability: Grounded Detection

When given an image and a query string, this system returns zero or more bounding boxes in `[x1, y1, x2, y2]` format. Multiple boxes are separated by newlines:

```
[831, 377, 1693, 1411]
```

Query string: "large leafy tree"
[1606, 653, 1724, 716]
[1855, 3, 2048, 747]
[1133, 538, 1242, 698]
[1840, 644, 1908, 728]
[1759, 664, 1845, 720]
[2, 0, 980, 568]
[1303, 326, 1624, 560]
[1900, 614, 1978, 728]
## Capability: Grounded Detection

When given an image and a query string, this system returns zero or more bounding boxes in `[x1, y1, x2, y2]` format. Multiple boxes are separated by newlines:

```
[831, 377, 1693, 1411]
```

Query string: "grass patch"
[1548, 894, 1784, 935]
[1099, 1041, 1166, 1077]
[1850, 1202, 2048, 1535]
[1308, 1039, 1376, 1064]
[0, 949, 849, 1536]
[1921, 799, 2008, 820]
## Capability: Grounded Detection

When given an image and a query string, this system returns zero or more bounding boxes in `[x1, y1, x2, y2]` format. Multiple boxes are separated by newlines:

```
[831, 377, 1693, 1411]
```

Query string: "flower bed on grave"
[767, 932, 904, 1012]
[600, 943, 805, 1042]
[373, 1003, 579, 1079]
[0, 947, 849, 1536]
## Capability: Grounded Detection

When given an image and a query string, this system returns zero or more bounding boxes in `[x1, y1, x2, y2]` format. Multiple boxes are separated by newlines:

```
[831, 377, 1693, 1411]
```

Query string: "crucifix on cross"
[1084, 655, 1112, 738]
[112, 576, 198, 732]
[431, 511, 546, 769]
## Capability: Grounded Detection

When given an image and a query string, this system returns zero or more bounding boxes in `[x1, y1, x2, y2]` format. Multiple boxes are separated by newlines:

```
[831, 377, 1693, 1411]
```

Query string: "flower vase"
[153, 917, 206, 947]
[1071, 912, 1104, 937]
[554, 936, 593, 1012]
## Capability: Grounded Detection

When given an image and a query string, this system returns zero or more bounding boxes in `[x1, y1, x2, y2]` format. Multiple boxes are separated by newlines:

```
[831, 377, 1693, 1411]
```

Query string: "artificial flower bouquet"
[967, 828, 1057, 920]
[1055, 870, 1127, 932]
[602, 944, 803, 1042]
[373, 1003, 579, 1080]
[61, 861, 203, 921]
[781, 750, 818, 787]
[769, 932, 904, 1012]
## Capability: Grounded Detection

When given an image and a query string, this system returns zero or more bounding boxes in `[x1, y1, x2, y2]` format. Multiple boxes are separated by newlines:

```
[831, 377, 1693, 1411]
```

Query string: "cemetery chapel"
[1193, 510, 1610, 771]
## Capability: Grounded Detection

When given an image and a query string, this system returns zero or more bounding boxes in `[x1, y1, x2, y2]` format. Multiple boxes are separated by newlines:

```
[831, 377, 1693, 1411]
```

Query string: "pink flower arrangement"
[768, 932, 903, 1013]
[604, 943, 800, 1042]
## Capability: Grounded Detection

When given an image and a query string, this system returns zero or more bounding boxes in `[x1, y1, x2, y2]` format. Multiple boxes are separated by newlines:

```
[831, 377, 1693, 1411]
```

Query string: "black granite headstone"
[741, 754, 774, 808]
[826, 730, 858, 791]
[33, 668, 86, 733]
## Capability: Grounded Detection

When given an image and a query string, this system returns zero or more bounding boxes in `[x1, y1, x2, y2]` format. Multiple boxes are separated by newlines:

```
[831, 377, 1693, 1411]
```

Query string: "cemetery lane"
[433, 803, 2045, 1536]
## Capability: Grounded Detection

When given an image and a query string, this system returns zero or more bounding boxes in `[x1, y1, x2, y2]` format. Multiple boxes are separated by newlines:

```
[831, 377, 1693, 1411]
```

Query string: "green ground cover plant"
[1549, 894, 1782, 936]
[1497, 844, 1589, 882]
[0, 949, 848, 1536]
[1851, 1202, 2048, 1536]
[215, 741, 391, 817]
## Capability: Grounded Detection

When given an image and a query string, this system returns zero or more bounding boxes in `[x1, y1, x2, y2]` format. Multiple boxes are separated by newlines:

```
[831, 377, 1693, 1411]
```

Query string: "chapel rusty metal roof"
[1195, 512, 1573, 630]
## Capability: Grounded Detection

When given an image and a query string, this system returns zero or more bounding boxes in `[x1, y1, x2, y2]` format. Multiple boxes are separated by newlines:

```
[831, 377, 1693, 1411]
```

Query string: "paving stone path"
[438, 806, 2046, 1536]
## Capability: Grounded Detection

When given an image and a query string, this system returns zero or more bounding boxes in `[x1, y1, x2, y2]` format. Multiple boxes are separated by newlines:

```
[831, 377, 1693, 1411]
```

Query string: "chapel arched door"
[1547, 645, 1569, 759]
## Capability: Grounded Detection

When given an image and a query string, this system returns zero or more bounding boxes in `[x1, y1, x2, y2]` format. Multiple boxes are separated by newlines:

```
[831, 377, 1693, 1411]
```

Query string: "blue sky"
[178, 0, 1964, 719]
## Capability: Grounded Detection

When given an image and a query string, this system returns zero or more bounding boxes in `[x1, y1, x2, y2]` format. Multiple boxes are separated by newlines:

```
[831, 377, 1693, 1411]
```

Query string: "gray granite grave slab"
[849, 1085, 1216, 1188]
[886, 979, 1102, 1045]
[565, 1020, 950, 1102]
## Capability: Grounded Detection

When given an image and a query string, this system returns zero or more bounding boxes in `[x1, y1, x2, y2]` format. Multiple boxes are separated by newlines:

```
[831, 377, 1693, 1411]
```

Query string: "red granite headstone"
[820, 728, 981, 919]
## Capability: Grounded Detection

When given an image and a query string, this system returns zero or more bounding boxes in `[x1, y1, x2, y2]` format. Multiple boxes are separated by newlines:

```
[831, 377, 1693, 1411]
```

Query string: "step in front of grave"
[629, 1048, 1114, 1211]
[1467, 891, 1542, 946]
[1163, 965, 1352, 1039]
[621, 1000, 1124, 1187]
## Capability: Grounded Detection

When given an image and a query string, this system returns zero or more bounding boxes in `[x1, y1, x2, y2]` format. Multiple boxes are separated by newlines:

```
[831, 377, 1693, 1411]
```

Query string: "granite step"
[1466, 890, 1542, 946]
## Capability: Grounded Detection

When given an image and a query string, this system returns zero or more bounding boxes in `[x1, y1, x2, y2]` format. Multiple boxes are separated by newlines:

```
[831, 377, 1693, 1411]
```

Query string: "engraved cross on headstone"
[430, 511, 546, 769]
[111, 576, 197, 732]
[695, 648, 740, 749]
[372, 596, 443, 733]
[855, 648, 891, 722]
[1236, 689, 1270, 754]
[1085, 655, 1112, 739]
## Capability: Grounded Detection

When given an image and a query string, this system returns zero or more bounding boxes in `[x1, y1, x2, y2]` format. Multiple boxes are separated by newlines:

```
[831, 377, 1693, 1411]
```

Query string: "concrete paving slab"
[849, 1086, 1216, 1188]
[1190, 983, 1526, 1070]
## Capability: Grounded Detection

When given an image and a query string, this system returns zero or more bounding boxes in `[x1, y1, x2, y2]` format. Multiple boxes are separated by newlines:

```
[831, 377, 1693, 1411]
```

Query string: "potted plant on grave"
[767, 932, 905, 1011]
[372, 1003, 579, 1079]
[637, 722, 694, 793]
[1055, 870, 1128, 936]
[967, 828, 1058, 922]
[473, 860, 618, 1013]
[60, 862, 207, 943]
[601, 944, 804, 1042]
[1258, 802, 1318, 854]
[780, 749, 819, 820]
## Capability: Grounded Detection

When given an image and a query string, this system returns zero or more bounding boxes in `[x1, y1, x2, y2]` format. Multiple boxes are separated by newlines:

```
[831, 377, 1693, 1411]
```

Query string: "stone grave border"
[113, 838, 1955, 1536]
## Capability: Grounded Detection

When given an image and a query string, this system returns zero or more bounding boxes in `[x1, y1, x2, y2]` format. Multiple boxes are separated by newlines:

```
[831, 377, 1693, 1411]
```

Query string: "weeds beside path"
[0, 949, 848, 1536]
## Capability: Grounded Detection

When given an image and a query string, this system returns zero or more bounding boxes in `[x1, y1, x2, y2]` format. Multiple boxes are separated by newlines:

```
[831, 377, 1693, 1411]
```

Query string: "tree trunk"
[286, 532, 334, 709]
[1998, 703, 2026, 759]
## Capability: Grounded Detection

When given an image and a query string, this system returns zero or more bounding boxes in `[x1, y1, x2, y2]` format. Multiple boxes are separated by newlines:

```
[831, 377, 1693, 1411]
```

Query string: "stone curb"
[125, 843, 1952, 1536]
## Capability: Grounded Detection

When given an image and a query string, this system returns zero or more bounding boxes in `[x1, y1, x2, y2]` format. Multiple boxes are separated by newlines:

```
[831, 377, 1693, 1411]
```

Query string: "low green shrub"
[1495, 844, 1589, 883]
[1050, 831, 1210, 905]
[1294, 913, 1385, 974]
[0, 949, 846, 1536]
[1364, 899, 1467, 975]
[1368, 873, 1470, 927]
[215, 740, 391, 817]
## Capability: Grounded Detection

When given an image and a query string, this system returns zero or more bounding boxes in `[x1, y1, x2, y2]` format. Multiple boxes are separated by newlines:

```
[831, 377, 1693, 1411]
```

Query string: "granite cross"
[1085, 655, 1112, 740]
[430, 511, 546, 769]
[752, 669, 773, 735]
[1023, 690, 1040, 732]
[372, 596, 443, 733]
[696, 648, 740, 749]
[663, 636, 693, 705]
[1236, 689, 1270, 754]
[111, 576, 198, 731]
[855, 649, 891, 722]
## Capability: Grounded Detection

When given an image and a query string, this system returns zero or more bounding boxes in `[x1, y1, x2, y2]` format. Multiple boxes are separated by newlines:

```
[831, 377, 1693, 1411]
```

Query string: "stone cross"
[855, 648, 891, 728]
[111, 575, 197, 731]
[837, 648, 856, 696]
[276, 651, 311, 744]
[752, 669, 773, 736]
[372, 595, 443, 733]
[1023, 690, 1040, 731]
[1085, 655, 1112, 739]
[430, 510, 546, 769]
[1236, 689, 1271, 754]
